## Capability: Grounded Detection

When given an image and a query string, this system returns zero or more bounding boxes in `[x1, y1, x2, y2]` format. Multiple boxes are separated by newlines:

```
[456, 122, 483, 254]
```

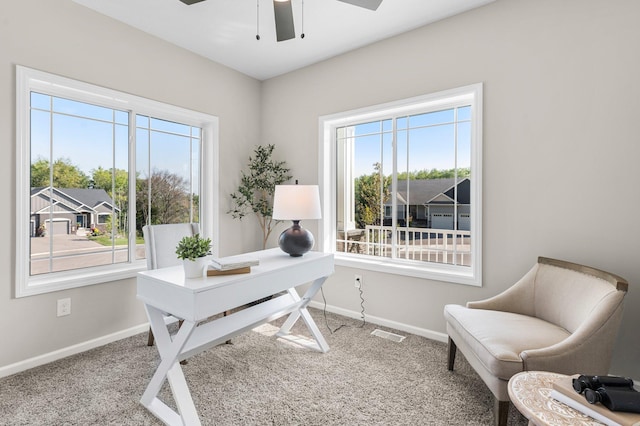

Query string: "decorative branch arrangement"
[228, 144, 292, 249]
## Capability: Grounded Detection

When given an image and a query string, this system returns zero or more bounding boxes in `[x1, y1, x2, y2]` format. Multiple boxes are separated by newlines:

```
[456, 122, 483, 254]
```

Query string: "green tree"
[92, 167, 130, 234]
[103, 213, 119, 237]
[397, 167, 470, 180]
[228, 144, 292, 249]
[354, 163, 390, 229]
[136, 169, 193, 232]
[91, 167, 128, 193]
[30, 158, 89, 188]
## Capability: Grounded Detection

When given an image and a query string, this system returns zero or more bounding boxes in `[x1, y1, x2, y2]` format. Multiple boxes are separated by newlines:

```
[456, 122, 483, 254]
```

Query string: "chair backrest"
[142, 223, 200, 270]
[533, 257, 628, 333]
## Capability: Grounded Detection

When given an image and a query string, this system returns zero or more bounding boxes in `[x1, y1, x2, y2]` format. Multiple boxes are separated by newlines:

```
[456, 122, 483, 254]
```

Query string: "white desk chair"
[143, 223, 200, 346]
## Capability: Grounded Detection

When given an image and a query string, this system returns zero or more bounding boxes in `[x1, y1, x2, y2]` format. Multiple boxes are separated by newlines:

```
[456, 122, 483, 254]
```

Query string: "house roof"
[390, 178, 470, 206]
[31, 187, 119, 213]
[59, 188, 117, 209]
[434, 178, 470, 205]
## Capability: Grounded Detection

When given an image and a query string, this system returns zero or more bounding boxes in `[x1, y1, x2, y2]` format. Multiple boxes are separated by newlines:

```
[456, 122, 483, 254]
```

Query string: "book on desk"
[550, 375, 640, 426]
[207, 265, 252, 276]
[207, 254, 260, 276]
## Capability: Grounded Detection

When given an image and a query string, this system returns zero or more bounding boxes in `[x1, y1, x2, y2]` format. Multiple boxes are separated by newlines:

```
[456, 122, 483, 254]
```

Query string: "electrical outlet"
[57, 298, 71, 317]
[354, 274, 363, 288]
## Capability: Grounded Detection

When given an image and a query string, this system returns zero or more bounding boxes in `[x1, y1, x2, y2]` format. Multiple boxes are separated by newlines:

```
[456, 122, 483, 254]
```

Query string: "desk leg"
[276, 277, 330, 353]
[142, 305, 201, 426]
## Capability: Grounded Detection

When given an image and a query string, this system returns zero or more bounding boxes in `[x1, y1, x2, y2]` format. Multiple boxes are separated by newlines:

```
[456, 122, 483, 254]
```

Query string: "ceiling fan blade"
[337, 0, 383, 11]
[179, 0, 206, 5]
[273, 0, 295, 42]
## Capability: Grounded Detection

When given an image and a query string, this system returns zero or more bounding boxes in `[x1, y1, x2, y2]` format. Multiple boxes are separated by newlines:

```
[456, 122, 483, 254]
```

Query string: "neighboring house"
[30, 186, 119, 236]
[384, 178, 471, 230]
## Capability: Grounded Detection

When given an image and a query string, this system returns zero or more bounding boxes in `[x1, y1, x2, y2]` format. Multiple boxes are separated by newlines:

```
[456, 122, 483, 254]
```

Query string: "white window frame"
[15, 66, 219, 297]
[318, 83, 483, 286]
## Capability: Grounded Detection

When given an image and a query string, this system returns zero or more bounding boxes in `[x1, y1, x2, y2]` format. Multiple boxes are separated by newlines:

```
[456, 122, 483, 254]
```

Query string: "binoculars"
[572, 375, 640, 413]
[572, 375, 634, 393]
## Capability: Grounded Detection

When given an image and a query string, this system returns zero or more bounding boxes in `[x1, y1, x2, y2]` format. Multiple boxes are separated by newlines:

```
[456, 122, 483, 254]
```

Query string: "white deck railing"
[338, 226, 471, 266]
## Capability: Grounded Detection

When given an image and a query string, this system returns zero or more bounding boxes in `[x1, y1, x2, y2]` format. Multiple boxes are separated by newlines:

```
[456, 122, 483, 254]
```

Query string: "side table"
[508, 371, 604, 425]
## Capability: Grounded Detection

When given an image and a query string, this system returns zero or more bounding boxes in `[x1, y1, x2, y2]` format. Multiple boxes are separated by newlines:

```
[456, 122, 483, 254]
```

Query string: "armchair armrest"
[466, 264, 538, 316]
[521, 293, 626, 374]
[521, 335, 608, 375]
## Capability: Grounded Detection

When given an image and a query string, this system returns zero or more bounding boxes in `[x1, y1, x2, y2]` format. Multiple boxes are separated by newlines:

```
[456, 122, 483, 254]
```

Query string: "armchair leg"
[447, 337, 457, 371]
[494, 399, 509, 426]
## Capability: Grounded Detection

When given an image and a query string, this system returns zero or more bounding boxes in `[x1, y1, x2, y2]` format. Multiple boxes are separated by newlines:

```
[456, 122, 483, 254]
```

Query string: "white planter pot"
[183, 257, 208, 279]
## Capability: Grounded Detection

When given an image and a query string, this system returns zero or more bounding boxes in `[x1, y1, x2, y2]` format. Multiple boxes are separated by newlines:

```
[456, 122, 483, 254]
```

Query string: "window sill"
[333, 253, 481, 287]
[16, 261, 147, 298]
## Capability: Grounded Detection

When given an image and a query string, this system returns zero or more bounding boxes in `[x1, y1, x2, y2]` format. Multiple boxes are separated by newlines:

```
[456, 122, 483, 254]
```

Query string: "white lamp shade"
[272, 185, 322, 220]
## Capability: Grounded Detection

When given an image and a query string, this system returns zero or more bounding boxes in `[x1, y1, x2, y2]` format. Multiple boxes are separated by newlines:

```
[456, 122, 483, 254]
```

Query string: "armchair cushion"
[444, 304, 570, 380]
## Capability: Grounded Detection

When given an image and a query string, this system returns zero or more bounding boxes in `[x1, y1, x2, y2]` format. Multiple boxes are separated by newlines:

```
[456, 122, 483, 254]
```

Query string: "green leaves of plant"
[175, 234, 212, 261]
[227, 144, 292, 248]
[228, 144, 291, 219]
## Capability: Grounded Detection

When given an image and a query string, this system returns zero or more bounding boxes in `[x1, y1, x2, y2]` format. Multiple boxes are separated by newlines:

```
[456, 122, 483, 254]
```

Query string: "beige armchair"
[444, 257, 628, 426]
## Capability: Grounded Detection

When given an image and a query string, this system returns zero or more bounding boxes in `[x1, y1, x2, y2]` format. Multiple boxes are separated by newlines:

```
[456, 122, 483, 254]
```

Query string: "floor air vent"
[371, 329, 406, 342]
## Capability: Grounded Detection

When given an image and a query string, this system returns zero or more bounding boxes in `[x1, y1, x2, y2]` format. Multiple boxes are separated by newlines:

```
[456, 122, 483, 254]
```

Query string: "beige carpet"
[0, 309, 527, 425]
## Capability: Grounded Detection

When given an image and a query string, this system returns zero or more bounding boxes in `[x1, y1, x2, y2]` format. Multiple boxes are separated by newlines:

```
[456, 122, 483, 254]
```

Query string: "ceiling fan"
[178, 0, 383, 42]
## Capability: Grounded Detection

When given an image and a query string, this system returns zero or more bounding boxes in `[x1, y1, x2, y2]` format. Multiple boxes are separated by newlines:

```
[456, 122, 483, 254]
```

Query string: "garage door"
[432, 213, 453, 230]
[458, 213, 470, 231]
[46, 220, 70, 235]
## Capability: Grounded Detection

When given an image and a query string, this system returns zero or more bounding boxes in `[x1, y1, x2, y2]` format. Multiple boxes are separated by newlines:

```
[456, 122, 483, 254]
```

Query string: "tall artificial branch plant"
[228, 144, 292, 249]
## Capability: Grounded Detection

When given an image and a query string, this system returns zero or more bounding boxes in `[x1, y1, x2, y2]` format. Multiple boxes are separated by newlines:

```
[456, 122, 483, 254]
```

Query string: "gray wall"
[1, 0, 639, 381]
[261, 0, 640, 378]
[0, 0, 261, 368]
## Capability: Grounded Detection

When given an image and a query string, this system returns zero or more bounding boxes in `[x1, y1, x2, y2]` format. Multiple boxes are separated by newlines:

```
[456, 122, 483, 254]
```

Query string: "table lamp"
[272, 184, 321, 257]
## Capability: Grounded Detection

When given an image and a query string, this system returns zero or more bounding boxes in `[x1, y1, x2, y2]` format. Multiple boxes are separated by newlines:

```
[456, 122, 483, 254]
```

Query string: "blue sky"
[30, 92, 200, 191]
[31, 92, 470, 190]
[348, 106, 472, 177]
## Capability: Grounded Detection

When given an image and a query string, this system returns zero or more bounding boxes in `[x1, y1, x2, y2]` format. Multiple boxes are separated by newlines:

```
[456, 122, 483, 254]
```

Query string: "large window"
[319, 84, 482, 286]
[16, 66, 219, 297]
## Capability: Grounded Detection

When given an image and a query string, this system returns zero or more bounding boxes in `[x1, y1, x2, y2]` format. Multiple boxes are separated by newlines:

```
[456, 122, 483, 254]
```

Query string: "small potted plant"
[175, 234, 212, 278]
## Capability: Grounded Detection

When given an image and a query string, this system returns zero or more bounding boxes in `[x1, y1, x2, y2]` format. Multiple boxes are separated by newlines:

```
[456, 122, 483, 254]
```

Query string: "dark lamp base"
[278, 220, 314, 257]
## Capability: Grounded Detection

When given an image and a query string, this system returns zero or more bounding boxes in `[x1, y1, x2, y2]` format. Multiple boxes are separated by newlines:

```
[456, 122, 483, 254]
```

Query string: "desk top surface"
[137, 248, 333, 293]
[137, 249, 334, 320]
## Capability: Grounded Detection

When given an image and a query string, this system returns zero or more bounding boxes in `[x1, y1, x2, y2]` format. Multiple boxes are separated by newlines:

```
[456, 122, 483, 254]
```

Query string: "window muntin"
[320, 84, 482, 286]
[16, 66, 219, 297]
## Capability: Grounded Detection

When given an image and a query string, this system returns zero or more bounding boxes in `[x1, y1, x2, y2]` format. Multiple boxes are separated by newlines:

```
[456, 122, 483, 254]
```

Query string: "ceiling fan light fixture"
[273, 0, 295, 42]
[180, 0, 383, 42]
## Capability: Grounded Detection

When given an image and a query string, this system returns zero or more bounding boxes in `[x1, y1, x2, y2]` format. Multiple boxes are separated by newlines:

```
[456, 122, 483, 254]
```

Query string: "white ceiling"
[72, 0, 494, 81]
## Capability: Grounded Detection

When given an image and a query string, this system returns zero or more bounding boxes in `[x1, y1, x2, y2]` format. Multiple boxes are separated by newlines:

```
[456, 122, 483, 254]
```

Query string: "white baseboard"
[0, 323, 149, 379]
[308, 300, 448, 343]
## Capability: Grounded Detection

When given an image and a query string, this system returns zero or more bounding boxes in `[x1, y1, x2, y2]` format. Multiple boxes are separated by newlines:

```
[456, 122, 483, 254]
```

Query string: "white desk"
[137, 248, 334, 426]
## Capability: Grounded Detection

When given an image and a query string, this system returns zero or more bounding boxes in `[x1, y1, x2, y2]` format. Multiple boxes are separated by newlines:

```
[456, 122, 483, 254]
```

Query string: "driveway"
[30, 234, 105, 256]
[30, 234, 146, 274]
